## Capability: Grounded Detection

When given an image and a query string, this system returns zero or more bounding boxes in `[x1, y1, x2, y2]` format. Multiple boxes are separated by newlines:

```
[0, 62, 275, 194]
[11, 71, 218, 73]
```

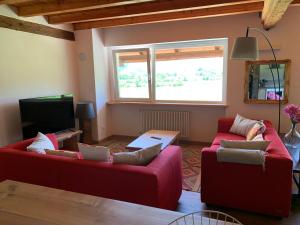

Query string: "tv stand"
[55, 129, 82, 151]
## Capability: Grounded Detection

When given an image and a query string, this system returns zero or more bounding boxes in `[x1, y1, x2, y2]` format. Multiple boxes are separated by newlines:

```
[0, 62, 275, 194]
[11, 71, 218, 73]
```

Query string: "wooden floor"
[177, 191, 300, 225]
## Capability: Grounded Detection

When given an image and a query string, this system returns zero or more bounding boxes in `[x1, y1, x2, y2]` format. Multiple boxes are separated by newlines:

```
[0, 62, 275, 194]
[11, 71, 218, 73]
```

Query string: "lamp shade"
[231, 37, 259, 60]
[75, 102, 96, 119]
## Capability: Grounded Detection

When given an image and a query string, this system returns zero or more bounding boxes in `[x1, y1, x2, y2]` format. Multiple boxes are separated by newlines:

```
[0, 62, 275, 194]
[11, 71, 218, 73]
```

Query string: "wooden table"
[55, 129, 82, 151]
[126, 130, 180, 151]
[0, 180, 182, 225]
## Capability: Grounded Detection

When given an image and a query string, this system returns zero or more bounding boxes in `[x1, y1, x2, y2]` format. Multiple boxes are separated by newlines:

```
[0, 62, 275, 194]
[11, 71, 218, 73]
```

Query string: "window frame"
[110, 38, 228, 104]
[112, 48, 151, 102]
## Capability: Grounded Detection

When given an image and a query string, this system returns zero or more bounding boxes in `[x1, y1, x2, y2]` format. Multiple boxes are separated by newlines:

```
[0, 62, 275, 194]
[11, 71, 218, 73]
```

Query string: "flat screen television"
[19, 94, 75, 139]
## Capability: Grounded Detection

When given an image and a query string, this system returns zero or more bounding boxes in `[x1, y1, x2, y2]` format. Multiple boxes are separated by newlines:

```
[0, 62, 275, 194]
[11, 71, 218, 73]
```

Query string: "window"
[113, 49, 150, 99]
[111, 39, 227, 104]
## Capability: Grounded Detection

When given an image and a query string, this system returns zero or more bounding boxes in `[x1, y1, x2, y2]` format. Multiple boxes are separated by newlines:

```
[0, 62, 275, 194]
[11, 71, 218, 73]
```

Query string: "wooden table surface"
[0, 180, 182, 225]
[126, 130, 180, 150]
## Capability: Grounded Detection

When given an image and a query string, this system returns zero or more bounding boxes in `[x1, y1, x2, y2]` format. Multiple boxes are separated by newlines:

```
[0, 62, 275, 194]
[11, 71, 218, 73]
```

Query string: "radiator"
[140, 110, 190, 138]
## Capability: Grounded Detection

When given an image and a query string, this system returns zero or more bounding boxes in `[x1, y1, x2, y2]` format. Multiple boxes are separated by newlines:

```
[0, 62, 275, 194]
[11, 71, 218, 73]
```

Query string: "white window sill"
[107, 101, 228, 108]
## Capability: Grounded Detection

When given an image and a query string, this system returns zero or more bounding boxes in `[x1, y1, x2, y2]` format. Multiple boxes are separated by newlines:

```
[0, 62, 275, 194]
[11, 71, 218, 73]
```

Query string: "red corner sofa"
[201, 118, 293, 217]
[0, 134, 182, 210]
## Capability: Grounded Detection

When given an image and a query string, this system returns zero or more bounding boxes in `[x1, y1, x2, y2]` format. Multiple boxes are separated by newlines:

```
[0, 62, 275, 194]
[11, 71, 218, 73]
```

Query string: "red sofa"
[201, 118, 293, 217]
[0, 134, 182, 210]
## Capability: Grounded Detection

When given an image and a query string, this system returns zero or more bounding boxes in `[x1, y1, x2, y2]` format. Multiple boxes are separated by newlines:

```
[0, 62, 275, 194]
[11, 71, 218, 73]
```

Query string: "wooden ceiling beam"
[0, 0, 30, 4]
[48, 0, 263, 24]
[74, 2, 264, 30]
[119, 50, 224, 63]
[18, 0, 155, 17]
[262, 0, 294, 30]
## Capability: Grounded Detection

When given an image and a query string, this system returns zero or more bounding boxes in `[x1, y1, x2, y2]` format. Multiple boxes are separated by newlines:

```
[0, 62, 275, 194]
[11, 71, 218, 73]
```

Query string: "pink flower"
[294, 113, 300, 123]
[283, 104, 300, 120]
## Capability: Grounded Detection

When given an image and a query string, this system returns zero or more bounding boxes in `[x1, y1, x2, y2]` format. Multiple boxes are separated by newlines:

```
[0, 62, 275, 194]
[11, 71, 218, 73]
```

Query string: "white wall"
[92, 29, 112, 140]
[74, 29, 111, 141]
[0, 6, 79, 146]
[103, 7, 300, 142]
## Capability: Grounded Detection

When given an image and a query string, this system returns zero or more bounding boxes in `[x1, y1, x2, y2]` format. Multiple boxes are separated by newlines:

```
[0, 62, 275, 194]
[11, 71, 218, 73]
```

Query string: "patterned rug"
[100, 137, 208, 193]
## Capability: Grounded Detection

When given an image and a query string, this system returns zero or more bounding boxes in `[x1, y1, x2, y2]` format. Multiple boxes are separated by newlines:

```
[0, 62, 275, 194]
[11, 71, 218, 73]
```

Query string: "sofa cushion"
[78, 143, 110, 162]
[246, 121, 266, 141]
[27, 132, 55, 154]
[220, 140, 270, 151]
[212, 132, 245, 146]
[217, 147, 266, 165]
[45, 149, 80, 159]
[230, 114, 258, 137]
[113, 144, 162, 165]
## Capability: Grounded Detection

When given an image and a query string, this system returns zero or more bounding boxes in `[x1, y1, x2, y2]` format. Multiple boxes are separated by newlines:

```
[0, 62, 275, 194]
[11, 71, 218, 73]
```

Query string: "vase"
[284, 122, 300, 147]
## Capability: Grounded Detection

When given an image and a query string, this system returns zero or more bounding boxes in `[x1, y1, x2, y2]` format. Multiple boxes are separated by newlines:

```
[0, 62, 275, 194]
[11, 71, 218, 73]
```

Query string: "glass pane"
[115, 50, 149, 99]
[155, 46, 224, 101]
[248, 63, 286, 100]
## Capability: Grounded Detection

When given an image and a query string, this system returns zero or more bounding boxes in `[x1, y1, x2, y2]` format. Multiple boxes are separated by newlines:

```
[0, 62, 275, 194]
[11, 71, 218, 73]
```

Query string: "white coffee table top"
[126, 130, 180, 150]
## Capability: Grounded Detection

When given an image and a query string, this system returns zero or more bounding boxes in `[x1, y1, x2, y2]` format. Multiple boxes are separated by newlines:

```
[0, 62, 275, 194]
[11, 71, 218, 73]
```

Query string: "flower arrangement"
[284, 104, 300, 146]
[283, 104, 300, 124]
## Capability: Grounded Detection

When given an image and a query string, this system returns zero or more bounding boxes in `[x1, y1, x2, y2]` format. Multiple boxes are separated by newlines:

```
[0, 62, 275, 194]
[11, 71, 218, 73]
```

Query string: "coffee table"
[126, 130, 180, 151]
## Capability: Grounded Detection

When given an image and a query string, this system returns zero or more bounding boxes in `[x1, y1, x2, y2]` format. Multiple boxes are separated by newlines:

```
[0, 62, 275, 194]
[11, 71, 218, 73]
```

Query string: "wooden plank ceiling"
[1, 0, 299, 30]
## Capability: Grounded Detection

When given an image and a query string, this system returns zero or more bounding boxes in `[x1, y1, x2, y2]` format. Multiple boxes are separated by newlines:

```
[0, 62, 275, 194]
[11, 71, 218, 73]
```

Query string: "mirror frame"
[244, 59, 291, 104]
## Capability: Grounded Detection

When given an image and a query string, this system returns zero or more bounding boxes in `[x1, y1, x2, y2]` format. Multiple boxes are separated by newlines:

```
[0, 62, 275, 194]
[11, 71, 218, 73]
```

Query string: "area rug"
[99, 137, 207, 193]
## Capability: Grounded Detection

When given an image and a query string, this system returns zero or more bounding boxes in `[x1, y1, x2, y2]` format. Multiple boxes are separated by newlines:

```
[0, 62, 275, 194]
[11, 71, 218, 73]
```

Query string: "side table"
[280, 134, 300, 197]
[55, 130, 82, 151]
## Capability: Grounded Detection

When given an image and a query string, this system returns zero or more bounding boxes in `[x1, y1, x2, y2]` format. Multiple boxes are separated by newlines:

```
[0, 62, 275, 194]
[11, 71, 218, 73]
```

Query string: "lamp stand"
[246, 27, 281, 133]
[79, 119, 94, 144]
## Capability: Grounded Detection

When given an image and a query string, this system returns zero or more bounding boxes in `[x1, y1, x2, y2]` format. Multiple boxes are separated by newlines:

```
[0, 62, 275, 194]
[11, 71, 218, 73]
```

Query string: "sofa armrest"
[147, 145, 182, 209]
[217, 118, 234, 133]
[201, 147, 293, 217]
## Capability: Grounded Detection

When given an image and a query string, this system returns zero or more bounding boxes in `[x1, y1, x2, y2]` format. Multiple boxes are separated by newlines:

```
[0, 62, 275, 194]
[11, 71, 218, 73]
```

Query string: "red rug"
[100, 137, 206, 192]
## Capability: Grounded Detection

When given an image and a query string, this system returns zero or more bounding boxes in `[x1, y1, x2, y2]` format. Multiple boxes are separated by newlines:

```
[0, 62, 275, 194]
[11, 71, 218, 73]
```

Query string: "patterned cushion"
[246, 121, 267, 141]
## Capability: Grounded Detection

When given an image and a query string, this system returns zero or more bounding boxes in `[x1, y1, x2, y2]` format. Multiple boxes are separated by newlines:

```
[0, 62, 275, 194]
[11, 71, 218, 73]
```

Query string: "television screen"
[19, 94, 75, 139]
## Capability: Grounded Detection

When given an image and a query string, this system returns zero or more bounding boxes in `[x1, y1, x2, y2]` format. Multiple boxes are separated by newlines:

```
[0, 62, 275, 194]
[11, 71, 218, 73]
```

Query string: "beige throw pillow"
[220, 140, 270, 151]
[229, 114, 258, 137]
[27, 132, 55, 154]
[113, 143, 162, 166]
[78, 143, 110, 161]
[45, 149, 79, 159]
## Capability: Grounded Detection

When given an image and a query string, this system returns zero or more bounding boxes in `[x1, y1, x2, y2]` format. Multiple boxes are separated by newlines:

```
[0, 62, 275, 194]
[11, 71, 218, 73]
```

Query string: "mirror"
[244, 59, 291, 104]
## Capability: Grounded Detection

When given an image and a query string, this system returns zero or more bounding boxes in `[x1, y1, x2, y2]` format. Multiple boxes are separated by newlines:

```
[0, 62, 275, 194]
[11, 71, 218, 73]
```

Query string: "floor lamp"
[231, 27, 281, 133]
[76, 102, 96, 144]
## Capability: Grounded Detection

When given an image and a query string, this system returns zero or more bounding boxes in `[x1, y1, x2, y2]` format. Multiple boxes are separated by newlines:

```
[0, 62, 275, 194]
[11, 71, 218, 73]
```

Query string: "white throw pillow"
[252, 134, 264, 141]
[113, 143, 162, 166]
[229, 114, 258, 137]
[220, 139, 270, 151]
[217, 147, 265, 166]
[78, 143, 110, 161]
[27, 132, 55, 154]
